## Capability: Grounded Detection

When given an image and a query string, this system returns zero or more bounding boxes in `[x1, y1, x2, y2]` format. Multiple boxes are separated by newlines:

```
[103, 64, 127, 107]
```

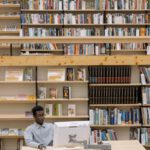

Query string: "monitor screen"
[53, 121, 90, 147]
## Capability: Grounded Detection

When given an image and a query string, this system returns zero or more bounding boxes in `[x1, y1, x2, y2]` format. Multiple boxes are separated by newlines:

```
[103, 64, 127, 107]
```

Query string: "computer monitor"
[53, 121, 90, 147]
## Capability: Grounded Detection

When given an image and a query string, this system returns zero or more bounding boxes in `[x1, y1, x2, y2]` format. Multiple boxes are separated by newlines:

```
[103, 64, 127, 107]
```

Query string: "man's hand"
[38, 144, 46, 150]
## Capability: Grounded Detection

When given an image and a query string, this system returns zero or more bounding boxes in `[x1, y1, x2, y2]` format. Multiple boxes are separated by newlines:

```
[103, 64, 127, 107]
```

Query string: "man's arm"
[24, 127, 40, 149]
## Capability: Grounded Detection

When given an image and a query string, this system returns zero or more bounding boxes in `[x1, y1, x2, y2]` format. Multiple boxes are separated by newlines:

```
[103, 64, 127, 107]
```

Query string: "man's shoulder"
[44, 122, 54, 128]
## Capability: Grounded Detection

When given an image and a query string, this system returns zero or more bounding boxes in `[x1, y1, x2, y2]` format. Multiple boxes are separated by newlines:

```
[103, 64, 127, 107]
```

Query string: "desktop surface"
[22, 140, 146, 150]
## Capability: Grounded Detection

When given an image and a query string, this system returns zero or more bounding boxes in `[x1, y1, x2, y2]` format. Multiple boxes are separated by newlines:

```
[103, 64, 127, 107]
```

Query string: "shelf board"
[21, 49, 63, 52]
[0, 56, 150, 66]
[89, 104, 141, 107]
[21, 9, 150, 13]
[142, 124, 150, 127]
[111, 49, 146, 52]
[0, 4, 20, 8]
[0, 135, 23, 139]
[89, 83, 141, 86]
[0, 16, 20, 20]
[142, 104, 150, 107]
[0, 114, 34, 121]
[141, 84, 150, 86]
[0, 45, 20, 49]
[37, 98, 88, 102]
[0, 30, 20, 34]
[0, 100, 36, 104]
[0, 36, 150, 44]
[37, 80, 88, 83]
[22, 23, 63, 27]
[90, 124, 141, 128]
[45, 115, 89, 119]
[0, 81, 36, 83]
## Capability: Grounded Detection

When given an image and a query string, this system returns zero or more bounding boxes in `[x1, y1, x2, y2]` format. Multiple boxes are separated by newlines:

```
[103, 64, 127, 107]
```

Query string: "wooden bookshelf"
[0, 4, 20, 8]
[0, 37, 150, 44]
[89, 104, 142, 107]
[0, 135, 23, 139]
[0, 16, 20, 20]
[37, 81, 88, 84]
[37, 98, 88, 102]
[0, 100, 36, 104]
[0, 56, 150, 66]
[0, 30, 20, 34]
[45, 115, 89, 119]
[90, 124, 142, 128]
[0, 81, 36, 84]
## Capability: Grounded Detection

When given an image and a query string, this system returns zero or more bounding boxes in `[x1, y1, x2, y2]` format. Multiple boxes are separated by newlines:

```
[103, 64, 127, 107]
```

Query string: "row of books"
[38, 86, 72, 99]
[21, 0, 100, 10]
[5, 68, 33, 81]
[21, 0, 150, 10]
[142, 107, 150, 124]
[45, 103, 76, 116]
[1, 0, 20, 4]
[140, 67, 150, 84]
[0, 128, 24, 136]
[89, 87, 140, 104]
[142, 87, 150, 104]
[90, 129, 117, 144]
[105, 0, 149, 10]
[88, 66, 131, 84]
[21, 13, 64, 24]
[106, 13, 149, 24]
[21, 27, 150, 37]
[64, 44, 107, 55]
[141, 128, 150, 145]
[147, 45, 150, 55]
[89, 108, 140, 125]
[22, 43, 58, 50]
[0, 25, 20, 31]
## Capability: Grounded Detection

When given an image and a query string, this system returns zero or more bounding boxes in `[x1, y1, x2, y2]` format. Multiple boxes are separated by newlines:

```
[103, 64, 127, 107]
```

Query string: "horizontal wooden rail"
[0, 55, 150, 66]
[0, 36, 150, 43]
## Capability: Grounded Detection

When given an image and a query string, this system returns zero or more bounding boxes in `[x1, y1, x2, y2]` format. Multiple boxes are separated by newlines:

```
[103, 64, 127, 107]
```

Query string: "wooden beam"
[0, 55, 150, 66]
[0, 36, 150, 43]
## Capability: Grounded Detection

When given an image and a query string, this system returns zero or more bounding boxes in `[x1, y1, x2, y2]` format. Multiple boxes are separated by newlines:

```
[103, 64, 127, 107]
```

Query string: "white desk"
[22, 140, 146, 150]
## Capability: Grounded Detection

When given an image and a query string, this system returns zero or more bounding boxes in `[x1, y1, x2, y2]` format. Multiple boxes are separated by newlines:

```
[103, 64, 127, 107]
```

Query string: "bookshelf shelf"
[0, 56, 150, 66]
[90, 124, 142, 128]
[0, 36, 150, 44]
[142, 125, 150, 127]
[0, 114, 34, 121]
[141, 84, 150, 86]
[0, 30, 20, 34]
[89, 83, 141, 86]
[142, 104, 150, 107]
[89, 104, 142, 107]
[37, 81, 88, 84]
[0, 16, 20, 20]
[21, 49, 63, 52]
[37, 98, 88, 102]
[0, 135, 23, 139]
[0, 100, 36, 104]
[111, 49, 146, 52]
[21, 24, 63, 27]
[21, 9, 150, 13]
[0, 81, 36, 84]
[0, 4, 20, 8]
[0, 45, 20, 49]
[45, 115, 89, 119]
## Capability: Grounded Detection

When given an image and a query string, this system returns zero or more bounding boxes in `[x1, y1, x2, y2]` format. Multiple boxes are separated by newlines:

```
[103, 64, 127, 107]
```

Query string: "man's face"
[34, 110, 45, 125]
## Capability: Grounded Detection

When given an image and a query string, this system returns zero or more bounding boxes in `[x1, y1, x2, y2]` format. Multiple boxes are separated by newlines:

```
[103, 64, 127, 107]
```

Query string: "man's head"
[32, 105, 44, 125]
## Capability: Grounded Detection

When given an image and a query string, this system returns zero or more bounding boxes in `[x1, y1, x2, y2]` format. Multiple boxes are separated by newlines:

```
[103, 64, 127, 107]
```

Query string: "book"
[53, 103, 62, 116]
[23, 68, 33, 81]
[68, 104, 76, 116]
[77, 68, 86, 81]
[45, 104, 53, 116]
[66, 68, 74, 81]
[5, 68, 23, 81]
[49, 88, 57, 99]
[63, 86, 71, 99]
[38, 87, 47, 99]
[47, 69, 65, 81]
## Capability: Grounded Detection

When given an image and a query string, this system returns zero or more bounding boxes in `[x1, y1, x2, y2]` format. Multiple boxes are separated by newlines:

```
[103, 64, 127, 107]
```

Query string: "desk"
[22, 140, 146, 150]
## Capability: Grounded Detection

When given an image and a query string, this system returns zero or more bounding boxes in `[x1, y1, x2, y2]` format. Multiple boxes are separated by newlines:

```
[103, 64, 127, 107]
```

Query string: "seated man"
[24, 105, 53, 150]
